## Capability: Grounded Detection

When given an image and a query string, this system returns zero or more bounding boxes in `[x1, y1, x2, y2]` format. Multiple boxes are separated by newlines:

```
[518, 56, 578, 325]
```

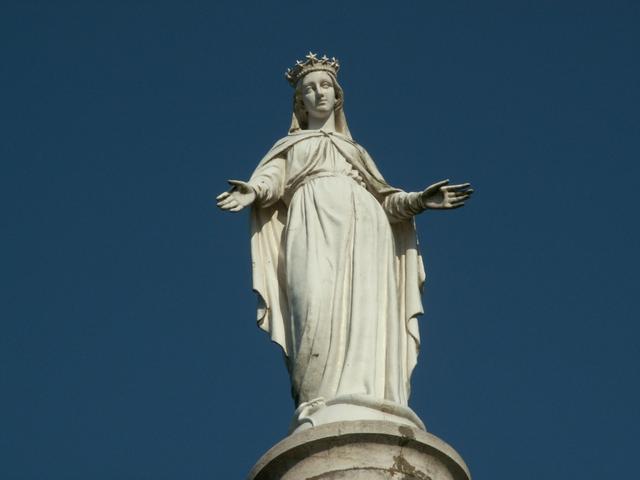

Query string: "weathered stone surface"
[248, 420, 470, 480]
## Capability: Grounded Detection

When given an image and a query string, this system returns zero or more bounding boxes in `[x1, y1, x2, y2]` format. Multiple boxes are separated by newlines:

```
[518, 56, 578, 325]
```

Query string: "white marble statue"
[217, 53, 473, 432]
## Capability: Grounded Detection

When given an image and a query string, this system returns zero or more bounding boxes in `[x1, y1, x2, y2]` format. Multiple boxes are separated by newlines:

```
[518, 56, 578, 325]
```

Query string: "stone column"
[248, 420, 470, 480]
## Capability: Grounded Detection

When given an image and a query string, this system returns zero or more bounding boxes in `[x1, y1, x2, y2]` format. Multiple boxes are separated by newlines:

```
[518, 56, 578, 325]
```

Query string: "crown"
[285, 52, 340, 87]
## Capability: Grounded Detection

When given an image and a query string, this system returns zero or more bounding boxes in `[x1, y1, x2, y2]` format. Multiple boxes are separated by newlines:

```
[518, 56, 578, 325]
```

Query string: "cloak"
[249, 130, 426, 392]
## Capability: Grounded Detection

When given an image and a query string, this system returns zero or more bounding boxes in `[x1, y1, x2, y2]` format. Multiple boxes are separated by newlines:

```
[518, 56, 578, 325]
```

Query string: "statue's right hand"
[216, 179, 256, 212]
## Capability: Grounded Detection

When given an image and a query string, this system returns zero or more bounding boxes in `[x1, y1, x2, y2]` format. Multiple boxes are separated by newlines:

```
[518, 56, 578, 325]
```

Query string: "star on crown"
[285, 52, 340, 87]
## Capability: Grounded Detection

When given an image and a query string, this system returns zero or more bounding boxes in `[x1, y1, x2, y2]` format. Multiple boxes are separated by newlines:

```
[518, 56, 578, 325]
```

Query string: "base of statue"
[248, 420, 470, 480]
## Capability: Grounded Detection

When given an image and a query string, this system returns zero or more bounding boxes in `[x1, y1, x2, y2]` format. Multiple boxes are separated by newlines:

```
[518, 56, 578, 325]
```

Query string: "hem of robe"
[288, 394, 427, 434]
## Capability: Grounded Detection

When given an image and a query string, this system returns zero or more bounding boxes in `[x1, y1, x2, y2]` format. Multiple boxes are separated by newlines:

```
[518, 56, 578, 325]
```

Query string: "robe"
[248, 129, 426, 412]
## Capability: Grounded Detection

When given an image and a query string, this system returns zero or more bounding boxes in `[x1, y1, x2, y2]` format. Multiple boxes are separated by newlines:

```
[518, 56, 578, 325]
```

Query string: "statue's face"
[299, 71, 336, 119]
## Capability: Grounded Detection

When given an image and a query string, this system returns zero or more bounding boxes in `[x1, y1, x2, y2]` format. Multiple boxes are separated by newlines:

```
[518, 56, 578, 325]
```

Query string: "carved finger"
[220, 201, 239, 211]
[217, 196, 233, 205]
[449, 195, 465, 202]
[442, 183, 471, 192]
[216, 191, 231, 201]
[452, 193, 471, 201]
[429, 179, 450, 191]
[229, 204, 244, 212]
[218, 196, 237, 208]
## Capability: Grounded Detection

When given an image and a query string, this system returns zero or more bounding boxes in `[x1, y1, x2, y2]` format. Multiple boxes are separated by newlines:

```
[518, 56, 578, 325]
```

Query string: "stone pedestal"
[248, 420, 470, 480]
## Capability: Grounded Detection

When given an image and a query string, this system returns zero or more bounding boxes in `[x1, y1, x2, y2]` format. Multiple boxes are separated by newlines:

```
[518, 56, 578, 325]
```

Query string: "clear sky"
[1, 1, 639, 478]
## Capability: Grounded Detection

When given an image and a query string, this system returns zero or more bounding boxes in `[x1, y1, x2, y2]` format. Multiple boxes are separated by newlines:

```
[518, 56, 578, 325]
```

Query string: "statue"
[217, 53, 473, 433]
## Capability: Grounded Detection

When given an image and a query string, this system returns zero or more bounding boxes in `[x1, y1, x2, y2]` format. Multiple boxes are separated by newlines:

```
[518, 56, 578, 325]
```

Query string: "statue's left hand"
[420, 179, 473, 210]
[216, 180, 256, 212]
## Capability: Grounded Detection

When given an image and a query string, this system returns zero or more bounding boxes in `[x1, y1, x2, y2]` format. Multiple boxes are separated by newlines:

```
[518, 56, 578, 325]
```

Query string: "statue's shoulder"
[256, 133, 313, 167]
[261, 134, 299, 158]
[340, 136, 368, 158]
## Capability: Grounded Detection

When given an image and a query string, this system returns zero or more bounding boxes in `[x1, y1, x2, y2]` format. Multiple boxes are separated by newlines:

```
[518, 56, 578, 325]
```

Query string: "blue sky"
[1, 1, 639, 478]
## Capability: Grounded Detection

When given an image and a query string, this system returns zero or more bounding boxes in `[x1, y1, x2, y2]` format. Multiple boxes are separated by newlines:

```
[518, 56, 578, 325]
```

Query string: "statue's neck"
[307, 111, 336, 132]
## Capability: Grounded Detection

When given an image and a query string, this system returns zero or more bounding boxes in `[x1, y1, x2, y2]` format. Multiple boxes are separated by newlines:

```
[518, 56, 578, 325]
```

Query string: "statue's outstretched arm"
[217, 155, 286, 212]
[382, 179, 474, 222]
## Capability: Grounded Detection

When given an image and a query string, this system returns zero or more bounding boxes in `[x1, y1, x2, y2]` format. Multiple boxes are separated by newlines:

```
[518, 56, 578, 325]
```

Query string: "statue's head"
[286, 52, 345, 132]
[293, 70, 344, 128]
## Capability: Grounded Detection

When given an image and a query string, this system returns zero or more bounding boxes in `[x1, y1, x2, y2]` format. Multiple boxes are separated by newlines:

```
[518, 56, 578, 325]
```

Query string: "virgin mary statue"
[217, 53, 472, 432]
